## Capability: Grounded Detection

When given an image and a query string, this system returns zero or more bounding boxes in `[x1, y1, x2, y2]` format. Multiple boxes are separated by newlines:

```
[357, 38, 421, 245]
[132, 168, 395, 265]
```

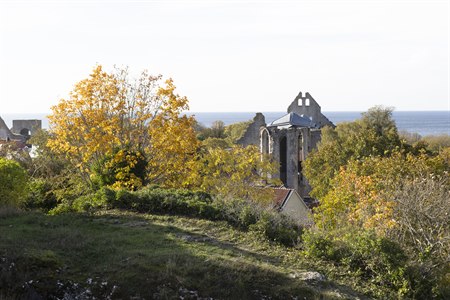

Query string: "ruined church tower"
[260, 92, 334, 197]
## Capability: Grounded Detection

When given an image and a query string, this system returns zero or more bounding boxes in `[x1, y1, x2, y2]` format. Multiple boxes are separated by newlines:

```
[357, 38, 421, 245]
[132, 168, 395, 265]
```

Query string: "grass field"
[0, 208, 367, 299]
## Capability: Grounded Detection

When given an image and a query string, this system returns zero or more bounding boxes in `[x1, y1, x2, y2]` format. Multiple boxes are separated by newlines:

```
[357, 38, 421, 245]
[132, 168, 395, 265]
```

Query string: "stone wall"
[236, 113, 266, 147]
[0, 117, 41, 142]
[260, 92, 334, 198]
[11, 119, 42, 136]
[0, 117, 25, 142]
[287, 92, 334, 128]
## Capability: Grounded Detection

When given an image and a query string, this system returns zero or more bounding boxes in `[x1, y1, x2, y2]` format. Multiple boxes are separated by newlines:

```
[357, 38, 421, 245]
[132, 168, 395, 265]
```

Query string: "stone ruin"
[236, 91, 334, 198]
[0, 117, 42, 145]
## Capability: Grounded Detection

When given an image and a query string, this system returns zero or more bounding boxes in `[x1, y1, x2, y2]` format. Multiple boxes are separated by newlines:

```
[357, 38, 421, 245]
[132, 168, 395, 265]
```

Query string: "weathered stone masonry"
[237, 91, 334, 198]
[0, 117, 42, 143]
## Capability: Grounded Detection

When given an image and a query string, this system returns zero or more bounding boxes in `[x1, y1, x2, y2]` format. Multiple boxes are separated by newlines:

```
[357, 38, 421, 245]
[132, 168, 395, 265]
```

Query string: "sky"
[0, 0, 449, 113]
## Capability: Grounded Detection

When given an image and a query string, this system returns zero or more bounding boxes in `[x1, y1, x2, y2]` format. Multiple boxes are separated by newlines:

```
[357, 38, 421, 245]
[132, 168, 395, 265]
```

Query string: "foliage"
[50, 185, 301, 246]
[0, 157, 28, 207]
[146, 80, 200, 187]
[303, 229, 409, 298]
[28, 130, 67, 179]
[213, 197, 302, 246]
[209, 120, 226, 138]
[225, 120, 252, 143]
[304, 106, 401, 199]
[201, 137, 231, 149]
[399, 131, 450, 153]
[187, 145, 279, 204]
[386, 174, 450, 298]
[389, 174, 450, 263]
[195, 119, 253, 146]
[27, 129, 92, 209]
[23, 178, 58, 212]
[249, 211, 301, 246]
[47, 65, 199, 188]
[195, 120, 226, 140]
[303, 106, 449, 298]
[314, 151, 449, 234]
[91, 147, 148, 190]
[0, 142, 32, 170]
[360, 106, 400, 154]
[422, 134, 450, 152]
[398, 130, 422, 144]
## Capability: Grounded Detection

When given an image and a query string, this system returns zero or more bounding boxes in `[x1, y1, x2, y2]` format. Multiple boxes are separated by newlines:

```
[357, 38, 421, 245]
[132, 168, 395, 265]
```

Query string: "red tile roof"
[273, 188, 292, 208]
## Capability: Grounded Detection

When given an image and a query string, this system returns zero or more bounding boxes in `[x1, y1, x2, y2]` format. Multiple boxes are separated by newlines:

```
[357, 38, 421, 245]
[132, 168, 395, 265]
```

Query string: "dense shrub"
[104, 187, 302, 246]
[0, 157, 28, 207]
[212, 197, 253, 227]
[214, 198, 302, 246]
[303, 229, 411, 297]
[47, 203, 75, 215]
[95, 186, 117, 208]
[249, 212, 301, 246]
[72, 194, 105, 212]
[106, 186, 216, 219]
[47, 185, 302, 247]
[23, 179, 58, 212]
[302, 231, 342, 261]
[403, 262, 450, 299]
[91, 148, 148, 190]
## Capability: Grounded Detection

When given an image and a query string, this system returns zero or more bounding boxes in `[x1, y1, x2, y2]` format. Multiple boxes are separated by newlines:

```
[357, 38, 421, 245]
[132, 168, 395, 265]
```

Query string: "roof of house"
[273, 188, 292, 208]
[272, 187, 318, 211]
[267, 112, 316, 128]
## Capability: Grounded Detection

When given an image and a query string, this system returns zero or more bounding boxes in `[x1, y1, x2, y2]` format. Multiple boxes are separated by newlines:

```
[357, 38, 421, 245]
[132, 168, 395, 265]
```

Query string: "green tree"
[0, 157, 28, 207]
[310, 150, 450, 298]
[210, 120, 226, 138]
[225, 120, 252, 143]
[27, 129, 85, 210]
[201, 137, 231, 149]
[313, 149, 449, 229]
[304, 106, 401, 199]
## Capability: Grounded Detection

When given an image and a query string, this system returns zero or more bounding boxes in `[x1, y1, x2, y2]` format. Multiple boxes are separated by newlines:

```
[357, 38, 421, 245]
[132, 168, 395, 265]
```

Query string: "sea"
[1, 111, 449, 137]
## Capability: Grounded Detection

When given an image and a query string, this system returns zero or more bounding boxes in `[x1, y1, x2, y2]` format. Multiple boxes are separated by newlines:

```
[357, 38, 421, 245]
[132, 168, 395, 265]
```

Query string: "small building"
[273, 188, 313, 226]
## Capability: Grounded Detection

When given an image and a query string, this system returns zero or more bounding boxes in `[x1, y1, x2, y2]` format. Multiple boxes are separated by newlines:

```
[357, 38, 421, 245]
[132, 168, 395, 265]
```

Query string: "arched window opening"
[20, 128, 30, 136]
[261, 129, 270, 155]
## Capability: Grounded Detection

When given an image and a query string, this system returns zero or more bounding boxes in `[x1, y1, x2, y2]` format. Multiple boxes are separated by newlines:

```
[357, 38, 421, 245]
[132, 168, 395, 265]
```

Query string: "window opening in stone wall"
[280, 136, 287, 186]
[20, 128, 30, 136]
[261, 130, 270, 154]
[305, 98, 310, 106]
[298, 136, 303, 183]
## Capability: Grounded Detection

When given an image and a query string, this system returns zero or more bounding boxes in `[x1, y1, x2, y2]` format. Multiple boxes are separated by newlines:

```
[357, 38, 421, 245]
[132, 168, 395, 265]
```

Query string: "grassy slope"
[1, 209, 365, 299]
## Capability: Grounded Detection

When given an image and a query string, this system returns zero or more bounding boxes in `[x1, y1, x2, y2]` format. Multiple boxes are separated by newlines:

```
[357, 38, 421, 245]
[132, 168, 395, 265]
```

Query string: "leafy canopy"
[0, 157, 28, 207]
[48, 65, 199, 189]
[304, 106, 401, 199]
[187, 145, 279, 204]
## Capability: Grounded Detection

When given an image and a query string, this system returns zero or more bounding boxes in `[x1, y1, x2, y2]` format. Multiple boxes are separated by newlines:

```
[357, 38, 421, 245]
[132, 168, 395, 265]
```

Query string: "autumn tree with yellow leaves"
[186, 145, 280, 204]
[48, 65, 199, 189]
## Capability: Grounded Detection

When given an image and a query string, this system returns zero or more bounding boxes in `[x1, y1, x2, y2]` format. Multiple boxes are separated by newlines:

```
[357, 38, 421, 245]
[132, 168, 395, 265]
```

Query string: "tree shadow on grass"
[0, 211, 365, 299]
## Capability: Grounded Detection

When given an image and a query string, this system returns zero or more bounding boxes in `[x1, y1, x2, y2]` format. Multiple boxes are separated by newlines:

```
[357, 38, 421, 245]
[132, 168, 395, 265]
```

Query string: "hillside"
[0, 209, 366, 299]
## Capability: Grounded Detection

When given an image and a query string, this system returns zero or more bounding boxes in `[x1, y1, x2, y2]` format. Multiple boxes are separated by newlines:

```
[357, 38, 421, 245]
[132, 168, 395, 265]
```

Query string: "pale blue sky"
[0, 0, 449, 113]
